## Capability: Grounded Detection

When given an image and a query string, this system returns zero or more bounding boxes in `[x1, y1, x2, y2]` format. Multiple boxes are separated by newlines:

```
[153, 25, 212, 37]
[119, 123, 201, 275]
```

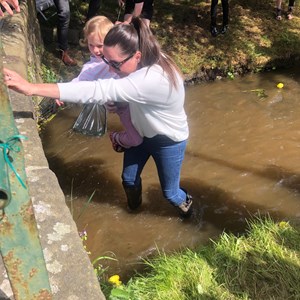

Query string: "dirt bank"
[39, 0, 300, 84]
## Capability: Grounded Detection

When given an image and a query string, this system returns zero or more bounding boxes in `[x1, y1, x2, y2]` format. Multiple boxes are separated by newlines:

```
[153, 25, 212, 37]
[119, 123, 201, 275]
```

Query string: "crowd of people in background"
[1, 0, 298, 38]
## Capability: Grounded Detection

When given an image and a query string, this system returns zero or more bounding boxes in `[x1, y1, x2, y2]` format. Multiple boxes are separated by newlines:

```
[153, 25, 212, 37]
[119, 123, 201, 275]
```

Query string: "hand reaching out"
[0, 0, 20, 17]
[3, 68, 61, 99]
[3, 68, 33, 95]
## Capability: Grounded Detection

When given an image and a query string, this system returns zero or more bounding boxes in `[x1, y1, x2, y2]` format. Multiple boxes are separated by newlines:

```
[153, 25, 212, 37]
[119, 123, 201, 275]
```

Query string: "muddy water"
[41, 66, 300, 281]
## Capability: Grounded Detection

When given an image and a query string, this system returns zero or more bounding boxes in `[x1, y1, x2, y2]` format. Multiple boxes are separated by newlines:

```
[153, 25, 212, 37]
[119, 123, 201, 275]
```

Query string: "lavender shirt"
[73, 56, 143, 148]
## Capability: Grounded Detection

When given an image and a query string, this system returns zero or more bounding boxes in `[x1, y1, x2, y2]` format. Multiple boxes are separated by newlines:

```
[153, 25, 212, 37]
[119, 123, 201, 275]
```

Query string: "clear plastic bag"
[72, 103, 107, 136]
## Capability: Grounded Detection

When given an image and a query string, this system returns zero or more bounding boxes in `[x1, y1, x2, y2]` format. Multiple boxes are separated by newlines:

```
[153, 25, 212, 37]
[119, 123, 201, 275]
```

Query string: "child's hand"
[105, 101, 118, 113]
[55, 99, 64, 107]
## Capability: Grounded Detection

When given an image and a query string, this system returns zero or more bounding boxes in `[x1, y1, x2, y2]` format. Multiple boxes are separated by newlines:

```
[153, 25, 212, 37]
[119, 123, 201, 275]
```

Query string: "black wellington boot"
[123, 184, 142, 210]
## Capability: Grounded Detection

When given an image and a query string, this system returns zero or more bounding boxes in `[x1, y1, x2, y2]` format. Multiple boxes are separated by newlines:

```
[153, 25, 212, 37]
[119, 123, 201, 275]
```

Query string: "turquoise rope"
[0, 135, 28, 189]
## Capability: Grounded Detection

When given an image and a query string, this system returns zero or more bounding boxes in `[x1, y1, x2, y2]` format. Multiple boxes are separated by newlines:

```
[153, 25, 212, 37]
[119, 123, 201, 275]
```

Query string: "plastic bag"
[72, 103, 107, 136]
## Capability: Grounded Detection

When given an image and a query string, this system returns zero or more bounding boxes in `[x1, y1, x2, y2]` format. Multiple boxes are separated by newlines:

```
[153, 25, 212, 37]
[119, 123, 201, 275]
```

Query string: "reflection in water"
[41, 66, 300, 281]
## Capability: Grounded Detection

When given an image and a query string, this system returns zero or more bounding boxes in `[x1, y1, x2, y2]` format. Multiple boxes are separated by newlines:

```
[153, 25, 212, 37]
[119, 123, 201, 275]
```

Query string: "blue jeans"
[122, 135, 187, 206]
[53, 0, 70, 50]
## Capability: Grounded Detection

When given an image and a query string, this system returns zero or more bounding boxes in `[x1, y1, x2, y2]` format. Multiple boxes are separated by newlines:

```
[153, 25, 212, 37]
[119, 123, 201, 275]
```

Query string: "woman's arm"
[3, 68, 60, 98]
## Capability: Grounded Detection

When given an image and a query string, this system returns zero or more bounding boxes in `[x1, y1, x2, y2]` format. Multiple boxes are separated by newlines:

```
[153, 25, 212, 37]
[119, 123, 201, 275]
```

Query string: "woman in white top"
[3, 17, 193, 217]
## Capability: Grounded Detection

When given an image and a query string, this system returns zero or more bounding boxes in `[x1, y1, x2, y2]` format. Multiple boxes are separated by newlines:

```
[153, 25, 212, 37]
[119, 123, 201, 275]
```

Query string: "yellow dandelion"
[277, 82, 284, 89]
[279, 221, 288, 228]
[108, 275, 122, 286]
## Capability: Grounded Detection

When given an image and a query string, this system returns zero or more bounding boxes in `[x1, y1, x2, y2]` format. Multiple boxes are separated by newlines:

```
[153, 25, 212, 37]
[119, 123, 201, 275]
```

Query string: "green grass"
[104, 217, 300, 299]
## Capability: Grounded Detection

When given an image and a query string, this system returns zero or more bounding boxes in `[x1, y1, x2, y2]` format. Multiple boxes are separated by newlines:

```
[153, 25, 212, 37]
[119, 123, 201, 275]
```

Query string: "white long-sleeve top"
[58, 64, 189, 141]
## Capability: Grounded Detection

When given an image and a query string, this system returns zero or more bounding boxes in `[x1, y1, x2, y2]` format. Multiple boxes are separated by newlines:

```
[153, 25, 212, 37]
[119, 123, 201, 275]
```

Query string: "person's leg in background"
[86, 0, 101, 21]
[276, 0, 283, 20]
[287, 0, 295, 19]
[53, 0, 77, 66]
[220, 0, 228, 34]
[210, 0, 219, 37]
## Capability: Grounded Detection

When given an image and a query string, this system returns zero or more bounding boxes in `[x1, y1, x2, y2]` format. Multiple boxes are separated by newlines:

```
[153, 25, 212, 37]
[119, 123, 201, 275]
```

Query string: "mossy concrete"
[0, 1, 105, 299]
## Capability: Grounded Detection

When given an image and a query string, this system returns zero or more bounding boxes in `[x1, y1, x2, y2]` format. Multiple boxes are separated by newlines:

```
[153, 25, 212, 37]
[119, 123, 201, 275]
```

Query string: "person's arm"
[4, 65, 172, 105]
[3, 68, 60, 98]
[132, 1, 144, 18]
[0, 0, 20, 16]
[123, 1, 144, 23]
[118, 0, 125, 7]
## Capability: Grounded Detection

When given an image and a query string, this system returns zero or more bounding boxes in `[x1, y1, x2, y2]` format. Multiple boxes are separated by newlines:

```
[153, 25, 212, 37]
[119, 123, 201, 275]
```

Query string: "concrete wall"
[0, 1, 105, 299]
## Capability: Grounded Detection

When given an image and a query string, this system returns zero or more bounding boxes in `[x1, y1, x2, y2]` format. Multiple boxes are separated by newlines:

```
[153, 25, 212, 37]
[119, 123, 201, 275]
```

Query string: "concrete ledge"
[0, 1, 105, 299]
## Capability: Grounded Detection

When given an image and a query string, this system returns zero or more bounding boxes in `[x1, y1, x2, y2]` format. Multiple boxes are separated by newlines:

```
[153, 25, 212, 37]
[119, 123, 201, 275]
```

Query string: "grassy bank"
[41, 0, 300, 82]
[103, 217, 300, 299]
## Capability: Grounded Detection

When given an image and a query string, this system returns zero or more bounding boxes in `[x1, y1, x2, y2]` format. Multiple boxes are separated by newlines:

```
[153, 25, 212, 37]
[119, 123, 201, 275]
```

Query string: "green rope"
[0, 135, 28, 189]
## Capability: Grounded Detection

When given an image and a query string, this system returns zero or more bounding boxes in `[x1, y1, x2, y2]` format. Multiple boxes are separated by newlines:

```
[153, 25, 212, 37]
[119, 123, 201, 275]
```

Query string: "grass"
[39, 0, 300, 83]
[103, 216, 300, 299]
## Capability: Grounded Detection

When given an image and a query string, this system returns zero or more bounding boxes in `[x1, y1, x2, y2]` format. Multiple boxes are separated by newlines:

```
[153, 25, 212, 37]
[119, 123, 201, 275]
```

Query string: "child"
[71, 16, 143, 151]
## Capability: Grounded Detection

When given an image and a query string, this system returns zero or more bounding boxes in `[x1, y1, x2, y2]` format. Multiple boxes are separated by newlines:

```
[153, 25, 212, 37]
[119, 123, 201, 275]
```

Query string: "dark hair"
[104, 17, 182, 89]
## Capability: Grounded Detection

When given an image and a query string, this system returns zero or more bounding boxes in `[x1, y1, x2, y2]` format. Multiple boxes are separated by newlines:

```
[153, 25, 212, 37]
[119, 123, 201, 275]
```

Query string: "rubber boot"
[123, 184, 142, 210]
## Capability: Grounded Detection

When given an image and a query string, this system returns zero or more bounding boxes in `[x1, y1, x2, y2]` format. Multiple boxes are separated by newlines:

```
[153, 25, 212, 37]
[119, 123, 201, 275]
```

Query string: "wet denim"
[122, 135, 187, 206]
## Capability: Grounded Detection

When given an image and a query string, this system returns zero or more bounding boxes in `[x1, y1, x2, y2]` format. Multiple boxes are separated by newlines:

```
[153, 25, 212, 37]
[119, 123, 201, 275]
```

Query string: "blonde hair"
[80, 16, 114, 46]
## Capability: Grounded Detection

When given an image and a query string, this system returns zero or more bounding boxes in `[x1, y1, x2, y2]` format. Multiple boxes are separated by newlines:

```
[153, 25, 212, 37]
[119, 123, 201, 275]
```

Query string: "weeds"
[68, 185, 123, 297]
[108, 216, 300, 299]
[40, 63, 59, 83]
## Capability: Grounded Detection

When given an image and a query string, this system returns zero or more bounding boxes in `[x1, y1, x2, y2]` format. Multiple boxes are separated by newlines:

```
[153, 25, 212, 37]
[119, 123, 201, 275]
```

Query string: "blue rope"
[0, 135, 28, 189]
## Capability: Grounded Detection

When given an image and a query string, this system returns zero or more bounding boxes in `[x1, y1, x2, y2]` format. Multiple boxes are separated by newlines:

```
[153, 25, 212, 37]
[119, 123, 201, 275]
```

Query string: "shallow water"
[41, 65, 300, 281]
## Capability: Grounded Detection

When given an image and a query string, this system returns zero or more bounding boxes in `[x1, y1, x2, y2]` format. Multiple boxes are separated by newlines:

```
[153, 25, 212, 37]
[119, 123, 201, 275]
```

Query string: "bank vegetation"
[41, 0, 300, 83]
[103, 217, 300, 299]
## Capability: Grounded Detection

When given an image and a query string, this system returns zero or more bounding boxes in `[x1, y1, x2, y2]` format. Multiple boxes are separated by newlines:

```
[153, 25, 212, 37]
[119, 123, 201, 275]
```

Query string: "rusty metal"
[0, 144, 11, 210]
[0, 36, 52, 299]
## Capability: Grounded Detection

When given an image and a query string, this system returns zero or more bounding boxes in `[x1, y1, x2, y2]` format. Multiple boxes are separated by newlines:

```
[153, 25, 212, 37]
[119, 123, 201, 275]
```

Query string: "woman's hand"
[0, 0, 20, 17]
[3, 68, 60, 99]
[3, 68, 34, 96]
